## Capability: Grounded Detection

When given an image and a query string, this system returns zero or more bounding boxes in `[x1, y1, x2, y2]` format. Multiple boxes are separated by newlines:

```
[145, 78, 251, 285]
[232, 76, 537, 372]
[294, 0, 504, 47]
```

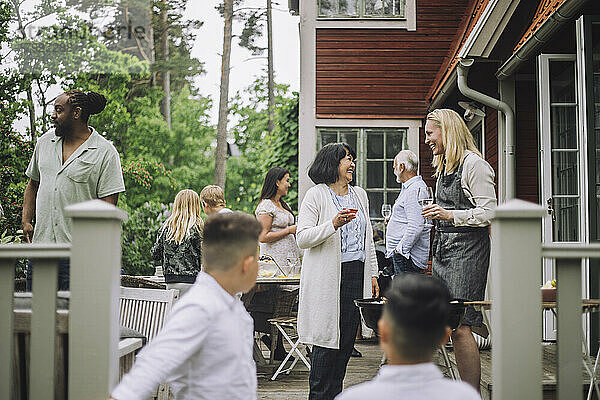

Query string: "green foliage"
[2, 0, 300, 277]
[226, 77, 299, 213]
[120, 201, 168, 276]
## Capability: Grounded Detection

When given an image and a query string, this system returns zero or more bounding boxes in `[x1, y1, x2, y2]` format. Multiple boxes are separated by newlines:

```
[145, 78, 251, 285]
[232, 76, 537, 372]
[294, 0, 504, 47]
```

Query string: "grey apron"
[432, 159, 490, 327]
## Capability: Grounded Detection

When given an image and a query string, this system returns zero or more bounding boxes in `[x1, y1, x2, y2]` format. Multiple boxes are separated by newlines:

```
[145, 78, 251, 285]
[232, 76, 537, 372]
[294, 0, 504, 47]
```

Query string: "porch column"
[65, 200, 127, 399]
[491, 199, 545, 399]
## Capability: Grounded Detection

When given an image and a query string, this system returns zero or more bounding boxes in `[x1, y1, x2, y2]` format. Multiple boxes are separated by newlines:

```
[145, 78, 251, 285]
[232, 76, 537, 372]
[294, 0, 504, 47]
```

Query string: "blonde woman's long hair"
[164, 189, 203, 244]
[426, 108, 483, 177]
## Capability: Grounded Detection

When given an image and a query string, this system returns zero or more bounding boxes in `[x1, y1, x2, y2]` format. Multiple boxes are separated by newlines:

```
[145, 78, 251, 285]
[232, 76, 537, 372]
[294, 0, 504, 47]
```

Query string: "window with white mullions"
[318, 0, 405, 18]
[317, 127, 407, 221]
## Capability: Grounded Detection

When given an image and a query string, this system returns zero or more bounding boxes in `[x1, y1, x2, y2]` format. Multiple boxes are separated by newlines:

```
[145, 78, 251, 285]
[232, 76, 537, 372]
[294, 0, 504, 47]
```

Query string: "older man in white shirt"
[385, 150, 430, 276]
[335, 274, 480, 400]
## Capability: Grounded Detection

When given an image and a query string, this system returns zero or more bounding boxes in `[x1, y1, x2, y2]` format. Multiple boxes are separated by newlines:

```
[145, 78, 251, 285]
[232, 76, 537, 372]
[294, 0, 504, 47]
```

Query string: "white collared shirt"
[112, 272, 257, 400]
[335, 363, 480, 400]
[385, 175, 430, 268]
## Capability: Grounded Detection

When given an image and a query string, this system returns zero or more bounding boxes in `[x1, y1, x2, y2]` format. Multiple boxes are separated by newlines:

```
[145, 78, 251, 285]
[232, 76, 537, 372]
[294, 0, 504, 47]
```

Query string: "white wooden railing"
[491, 199, 600, 399]
[0, 199, 127, 400]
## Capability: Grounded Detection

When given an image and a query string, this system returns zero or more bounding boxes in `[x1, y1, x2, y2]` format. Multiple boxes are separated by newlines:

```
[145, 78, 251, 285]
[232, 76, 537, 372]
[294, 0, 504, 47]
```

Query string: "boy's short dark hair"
[202, 212, 262, 272]
[384, 274, 451, 361]
[308, 142, 357, 185]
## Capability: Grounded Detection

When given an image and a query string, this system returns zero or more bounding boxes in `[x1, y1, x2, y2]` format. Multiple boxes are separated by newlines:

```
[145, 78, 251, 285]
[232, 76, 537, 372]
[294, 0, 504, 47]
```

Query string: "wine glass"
[418, 186, 434, 227]
[381, 204, 392, 221]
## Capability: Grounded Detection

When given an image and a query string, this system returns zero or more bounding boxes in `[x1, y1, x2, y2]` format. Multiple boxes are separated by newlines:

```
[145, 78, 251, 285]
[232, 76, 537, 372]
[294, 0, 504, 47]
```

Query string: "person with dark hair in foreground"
[22, 90, 125, 290]
[335, 274, 480, 400]
[111, 212, 262, 400]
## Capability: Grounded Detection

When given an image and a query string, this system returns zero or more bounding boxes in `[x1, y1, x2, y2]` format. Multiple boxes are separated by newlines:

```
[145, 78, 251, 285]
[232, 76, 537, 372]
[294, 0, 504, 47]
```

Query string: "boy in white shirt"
[336, 274, 481, 400]
[111, 212, 262, 400]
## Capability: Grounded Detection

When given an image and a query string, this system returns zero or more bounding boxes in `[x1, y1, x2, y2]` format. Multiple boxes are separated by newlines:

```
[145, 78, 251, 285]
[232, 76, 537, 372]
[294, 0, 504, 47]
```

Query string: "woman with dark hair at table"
[255, 166, 301, 270]
[249, 166, 301, 360]
[297, 142, 379, 400]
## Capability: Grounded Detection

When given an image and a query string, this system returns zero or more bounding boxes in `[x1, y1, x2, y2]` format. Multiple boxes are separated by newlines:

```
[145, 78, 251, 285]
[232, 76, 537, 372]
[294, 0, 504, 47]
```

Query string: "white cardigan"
[296, 183, 378, 349]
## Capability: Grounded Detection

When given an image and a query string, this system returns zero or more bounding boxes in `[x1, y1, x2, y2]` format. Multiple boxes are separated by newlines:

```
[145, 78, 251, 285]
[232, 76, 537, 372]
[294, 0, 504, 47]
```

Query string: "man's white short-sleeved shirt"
[25, 128, 125, 243]
[335, 363, 480, 400]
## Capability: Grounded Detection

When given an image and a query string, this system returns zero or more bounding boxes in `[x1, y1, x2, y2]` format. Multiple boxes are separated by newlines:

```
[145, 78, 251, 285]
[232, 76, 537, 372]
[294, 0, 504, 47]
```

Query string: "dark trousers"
[26, 258, 70, 291]
[392, 253, 423, 277]
[309, 260, 364, 400]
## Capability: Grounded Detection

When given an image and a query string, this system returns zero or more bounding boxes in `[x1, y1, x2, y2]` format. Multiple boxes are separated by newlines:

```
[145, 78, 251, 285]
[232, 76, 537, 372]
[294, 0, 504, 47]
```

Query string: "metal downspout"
[457, 58, 515, 199]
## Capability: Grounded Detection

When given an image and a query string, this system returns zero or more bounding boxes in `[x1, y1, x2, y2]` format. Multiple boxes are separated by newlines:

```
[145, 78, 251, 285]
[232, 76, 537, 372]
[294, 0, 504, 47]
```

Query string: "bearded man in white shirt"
[111, 212, 262, 400]
[385, 150, 430, 276]
[335, 274, 480, 400]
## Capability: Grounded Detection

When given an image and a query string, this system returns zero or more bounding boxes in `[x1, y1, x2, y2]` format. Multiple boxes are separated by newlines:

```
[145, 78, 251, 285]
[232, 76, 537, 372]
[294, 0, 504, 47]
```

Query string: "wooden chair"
[119, 287, 179, 400]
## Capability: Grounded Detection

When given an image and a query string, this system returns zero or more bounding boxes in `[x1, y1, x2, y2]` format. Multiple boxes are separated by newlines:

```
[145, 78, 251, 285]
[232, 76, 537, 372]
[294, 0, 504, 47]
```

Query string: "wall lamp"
[458, 101, 486, 122]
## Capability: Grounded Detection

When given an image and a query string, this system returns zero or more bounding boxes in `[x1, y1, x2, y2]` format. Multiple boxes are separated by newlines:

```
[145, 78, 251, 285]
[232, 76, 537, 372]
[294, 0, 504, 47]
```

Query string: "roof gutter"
[496, 0, 588, 80]
[457, 58, 515, 199]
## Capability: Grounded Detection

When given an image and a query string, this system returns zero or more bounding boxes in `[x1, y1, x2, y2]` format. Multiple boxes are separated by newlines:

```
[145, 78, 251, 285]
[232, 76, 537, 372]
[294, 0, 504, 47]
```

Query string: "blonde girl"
[152, 189, 204, 296]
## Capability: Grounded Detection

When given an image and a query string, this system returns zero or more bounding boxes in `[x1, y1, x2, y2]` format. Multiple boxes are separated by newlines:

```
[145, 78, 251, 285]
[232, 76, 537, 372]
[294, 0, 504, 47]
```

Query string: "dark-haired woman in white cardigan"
[297, 142, 379, 400]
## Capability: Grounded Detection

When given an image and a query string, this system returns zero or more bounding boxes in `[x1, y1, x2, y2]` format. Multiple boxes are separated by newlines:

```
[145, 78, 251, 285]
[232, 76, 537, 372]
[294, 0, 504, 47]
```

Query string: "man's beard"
[54, 123, 72, 137]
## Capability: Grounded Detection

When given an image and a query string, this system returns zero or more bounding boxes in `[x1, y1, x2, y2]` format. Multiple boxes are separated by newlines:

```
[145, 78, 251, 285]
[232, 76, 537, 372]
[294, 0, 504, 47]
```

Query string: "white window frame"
[317, 0, 406, 19]
[467, 116, 486, 158]
[307, 0, 417, 30]
[313, 118, 422, 221]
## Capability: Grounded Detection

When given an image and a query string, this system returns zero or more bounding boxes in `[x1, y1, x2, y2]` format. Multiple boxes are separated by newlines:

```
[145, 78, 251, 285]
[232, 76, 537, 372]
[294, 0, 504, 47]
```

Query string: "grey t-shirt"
[26, 128, 125, 243]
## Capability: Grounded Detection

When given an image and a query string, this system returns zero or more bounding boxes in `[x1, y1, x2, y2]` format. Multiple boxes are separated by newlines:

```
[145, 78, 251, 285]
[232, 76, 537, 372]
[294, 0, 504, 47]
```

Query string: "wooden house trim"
[427, 0, 489, 105]
[513, 0, 567, 53]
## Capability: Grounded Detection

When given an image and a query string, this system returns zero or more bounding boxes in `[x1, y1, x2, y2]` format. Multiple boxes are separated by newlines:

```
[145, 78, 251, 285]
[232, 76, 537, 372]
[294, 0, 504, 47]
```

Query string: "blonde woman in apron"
[422, 109, 497, 393]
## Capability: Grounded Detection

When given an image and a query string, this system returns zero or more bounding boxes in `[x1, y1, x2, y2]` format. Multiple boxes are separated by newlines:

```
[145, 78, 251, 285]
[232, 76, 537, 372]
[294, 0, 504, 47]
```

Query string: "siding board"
[316, 0, 471, 118]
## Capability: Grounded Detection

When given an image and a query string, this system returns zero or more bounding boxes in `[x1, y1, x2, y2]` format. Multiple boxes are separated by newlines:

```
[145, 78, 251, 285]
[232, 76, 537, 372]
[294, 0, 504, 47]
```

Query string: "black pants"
[309, 260, 364, 400]
[26, 258, 70, 291]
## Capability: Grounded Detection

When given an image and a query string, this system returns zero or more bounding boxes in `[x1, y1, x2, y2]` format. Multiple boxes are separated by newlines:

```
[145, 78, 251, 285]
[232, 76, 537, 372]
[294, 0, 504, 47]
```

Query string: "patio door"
[537, 54, 589, 340]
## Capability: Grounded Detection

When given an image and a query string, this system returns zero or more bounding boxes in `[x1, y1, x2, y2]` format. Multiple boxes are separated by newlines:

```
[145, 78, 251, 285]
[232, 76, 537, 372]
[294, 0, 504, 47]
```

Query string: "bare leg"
[451, 325, 481, 392]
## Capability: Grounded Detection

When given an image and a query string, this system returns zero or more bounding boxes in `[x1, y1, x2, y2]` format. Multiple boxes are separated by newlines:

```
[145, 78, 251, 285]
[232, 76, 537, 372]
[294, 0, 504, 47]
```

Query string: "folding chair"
[267, 316, 311, 380]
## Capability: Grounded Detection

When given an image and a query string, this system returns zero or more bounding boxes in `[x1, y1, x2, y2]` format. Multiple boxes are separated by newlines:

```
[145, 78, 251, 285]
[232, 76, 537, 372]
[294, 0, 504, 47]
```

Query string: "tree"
[0, 0, 32, 254]
[226, 77, 298, 213]
[214, 0, 234, 189]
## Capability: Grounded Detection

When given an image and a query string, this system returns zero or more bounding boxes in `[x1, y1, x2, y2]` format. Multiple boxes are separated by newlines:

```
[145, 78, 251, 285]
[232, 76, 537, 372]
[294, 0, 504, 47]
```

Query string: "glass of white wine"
[381, 204, 392, 221]
[418, 186, 434, 227]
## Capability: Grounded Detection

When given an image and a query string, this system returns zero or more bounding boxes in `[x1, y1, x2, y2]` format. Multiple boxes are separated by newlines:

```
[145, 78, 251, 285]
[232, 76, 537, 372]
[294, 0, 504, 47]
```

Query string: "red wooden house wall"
[315, 0, 472, 119]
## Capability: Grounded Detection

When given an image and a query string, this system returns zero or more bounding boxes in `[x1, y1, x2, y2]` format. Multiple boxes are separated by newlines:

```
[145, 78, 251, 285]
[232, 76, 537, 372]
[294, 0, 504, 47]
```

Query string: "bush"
[121, 201, 169, 276]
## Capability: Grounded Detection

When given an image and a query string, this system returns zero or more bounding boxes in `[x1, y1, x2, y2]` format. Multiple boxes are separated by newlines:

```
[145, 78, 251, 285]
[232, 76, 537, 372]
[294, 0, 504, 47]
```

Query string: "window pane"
[386, 161, 400, 188]
[366, 130, 384, 159]
[552, 197, 579, 242]
[339, 0, 358, 15]
[319, 0, 337, 16]
[319, 130, 338, 148]
[550, 106, 577, 149]
[471, 122, 483, 154]
[550, 61, 576, 103]
[386, 130, 406, 158]
[367, 161, 383, 188]
[551, 151, 579, 196]
[367, 191, 383, 219]
[365, 0, 384, 15]
[386, 190, 400, 205]
[340, 131, 358, 155]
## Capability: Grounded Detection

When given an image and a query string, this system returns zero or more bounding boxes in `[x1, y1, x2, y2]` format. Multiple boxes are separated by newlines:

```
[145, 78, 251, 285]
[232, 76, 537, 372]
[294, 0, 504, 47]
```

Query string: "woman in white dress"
[250, 166, 301, 360]
[255, 166, 301, 269]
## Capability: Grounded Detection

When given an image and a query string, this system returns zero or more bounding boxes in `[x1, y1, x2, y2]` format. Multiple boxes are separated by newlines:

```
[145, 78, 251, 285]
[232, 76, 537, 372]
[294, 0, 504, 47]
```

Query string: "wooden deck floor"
[257, 339, 382, 400]
[257, 339, 600, 399]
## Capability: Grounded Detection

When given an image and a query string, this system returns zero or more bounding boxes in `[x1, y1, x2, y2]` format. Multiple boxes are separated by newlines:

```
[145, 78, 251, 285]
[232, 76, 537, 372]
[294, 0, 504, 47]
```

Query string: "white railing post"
[556, 257, 582, 399]
[0, 258, 15, 400]
[65, 200, 127, 399]
[491, 199, 545, 400]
